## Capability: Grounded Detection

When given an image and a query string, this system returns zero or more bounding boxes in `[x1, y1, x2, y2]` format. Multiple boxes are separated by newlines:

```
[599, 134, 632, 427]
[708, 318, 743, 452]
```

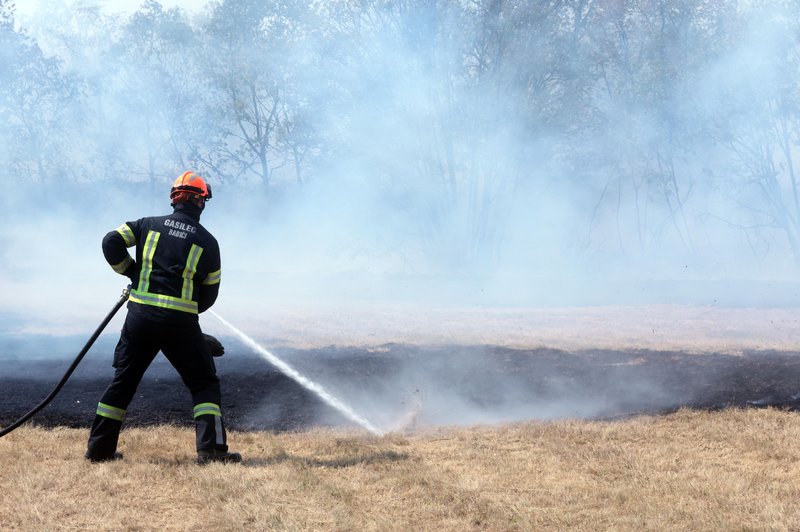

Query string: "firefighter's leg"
[86, 314, 159, 459]
[161, 321, 229, 453]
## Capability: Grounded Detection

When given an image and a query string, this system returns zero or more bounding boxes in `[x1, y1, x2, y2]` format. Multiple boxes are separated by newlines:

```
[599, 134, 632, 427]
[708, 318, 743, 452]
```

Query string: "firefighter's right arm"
[102, 223, 138, 281]
[197, 271, 220, 313]
[197, 241, 221, 313]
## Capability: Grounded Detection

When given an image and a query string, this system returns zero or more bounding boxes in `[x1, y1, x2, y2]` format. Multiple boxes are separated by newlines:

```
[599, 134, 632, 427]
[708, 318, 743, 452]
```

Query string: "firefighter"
[85, 171, 241, 465]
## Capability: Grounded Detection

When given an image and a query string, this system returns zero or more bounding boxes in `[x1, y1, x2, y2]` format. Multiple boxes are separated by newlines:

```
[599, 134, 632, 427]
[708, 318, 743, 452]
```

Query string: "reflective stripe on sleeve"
[96, 402, 126, 421]
[111, 256, 134, 274]
[193, 402, 222, 418]
[202, 269, 221, 285]
[116, 224, 136, 247]
[129, 289, 198, 314]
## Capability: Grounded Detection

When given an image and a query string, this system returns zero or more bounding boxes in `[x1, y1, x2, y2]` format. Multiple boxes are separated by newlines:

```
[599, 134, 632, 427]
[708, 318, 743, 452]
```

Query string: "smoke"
[242, 344, 688, 432]
[210, 0, 799, 305]
[2, 1, 800, 430]
[5, 1, 800, 317]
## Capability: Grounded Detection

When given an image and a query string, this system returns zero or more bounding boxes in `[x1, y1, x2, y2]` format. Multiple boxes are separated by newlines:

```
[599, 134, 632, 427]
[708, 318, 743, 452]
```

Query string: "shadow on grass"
[243, 449, 410, 468]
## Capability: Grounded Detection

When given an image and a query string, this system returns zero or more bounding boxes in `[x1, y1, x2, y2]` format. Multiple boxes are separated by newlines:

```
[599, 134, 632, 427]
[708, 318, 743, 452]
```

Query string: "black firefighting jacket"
[102, 202, 221, 322]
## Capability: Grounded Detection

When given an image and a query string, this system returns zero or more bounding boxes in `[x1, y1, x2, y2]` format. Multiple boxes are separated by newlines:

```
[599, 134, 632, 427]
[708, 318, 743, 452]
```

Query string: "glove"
[204, 334, 225, 357]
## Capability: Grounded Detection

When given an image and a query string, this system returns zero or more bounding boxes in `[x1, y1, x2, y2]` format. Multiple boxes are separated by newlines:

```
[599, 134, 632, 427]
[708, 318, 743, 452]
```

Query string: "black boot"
[85, 450, 123, 463]
[197, 449, 242, 465]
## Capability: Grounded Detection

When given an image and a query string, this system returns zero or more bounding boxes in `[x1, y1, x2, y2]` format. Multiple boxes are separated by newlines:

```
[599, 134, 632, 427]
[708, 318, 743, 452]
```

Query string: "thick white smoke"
[1, 0, 799, 431]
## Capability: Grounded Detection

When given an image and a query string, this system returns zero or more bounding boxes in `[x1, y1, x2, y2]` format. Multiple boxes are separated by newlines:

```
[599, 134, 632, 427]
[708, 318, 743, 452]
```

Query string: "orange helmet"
[170, 171, 212, 206]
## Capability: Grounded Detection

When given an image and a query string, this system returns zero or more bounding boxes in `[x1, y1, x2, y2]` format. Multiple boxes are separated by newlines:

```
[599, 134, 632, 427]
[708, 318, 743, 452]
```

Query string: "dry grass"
[2, 408, 800, 530]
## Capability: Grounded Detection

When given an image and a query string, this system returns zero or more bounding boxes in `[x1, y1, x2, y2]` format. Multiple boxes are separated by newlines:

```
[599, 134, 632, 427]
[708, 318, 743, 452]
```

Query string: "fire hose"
[0, 286, 131, 439]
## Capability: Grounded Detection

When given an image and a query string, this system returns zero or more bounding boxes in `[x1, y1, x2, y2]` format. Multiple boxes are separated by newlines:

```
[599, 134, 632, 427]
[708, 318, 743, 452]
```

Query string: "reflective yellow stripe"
[111, 256, 134, 274]
[202, 269, 221, 285]
[116, 224, 136, 247]
[137, 231, 160, 293]
[96, 402, 126, 421]
[182, 244, 203, 301]
[193, 402, 221, 418]
[130, 289, 198, 314]
[129, 230, 205, 314]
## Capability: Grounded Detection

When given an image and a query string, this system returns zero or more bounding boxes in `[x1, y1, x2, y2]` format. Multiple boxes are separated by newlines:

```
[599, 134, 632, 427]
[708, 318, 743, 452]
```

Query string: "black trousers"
[86, 309, 228, 458]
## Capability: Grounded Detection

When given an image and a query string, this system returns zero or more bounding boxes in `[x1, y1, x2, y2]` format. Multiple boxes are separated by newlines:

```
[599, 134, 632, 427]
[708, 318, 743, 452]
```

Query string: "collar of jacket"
[173, 201, 203, 221]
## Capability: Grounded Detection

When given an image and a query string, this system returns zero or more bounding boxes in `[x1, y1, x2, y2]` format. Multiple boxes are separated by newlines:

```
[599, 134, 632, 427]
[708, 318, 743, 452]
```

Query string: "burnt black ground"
[2, 338, 800, 433]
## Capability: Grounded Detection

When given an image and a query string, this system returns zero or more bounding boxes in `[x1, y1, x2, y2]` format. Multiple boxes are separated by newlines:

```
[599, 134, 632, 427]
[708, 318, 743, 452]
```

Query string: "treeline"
[2, 0, 799, 274]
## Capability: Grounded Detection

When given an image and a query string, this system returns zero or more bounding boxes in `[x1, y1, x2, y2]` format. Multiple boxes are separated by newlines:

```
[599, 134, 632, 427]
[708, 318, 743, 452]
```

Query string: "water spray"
[210, 310, 384, 436]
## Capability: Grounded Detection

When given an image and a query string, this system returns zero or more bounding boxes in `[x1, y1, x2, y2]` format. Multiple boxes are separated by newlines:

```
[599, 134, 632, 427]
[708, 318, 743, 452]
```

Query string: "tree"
[0, 0, 81, 186]
[196, 0, 319, 190]
[586, 0, 737, 265]
[707, 0, 800, 265]
[103, 0, 200, 193]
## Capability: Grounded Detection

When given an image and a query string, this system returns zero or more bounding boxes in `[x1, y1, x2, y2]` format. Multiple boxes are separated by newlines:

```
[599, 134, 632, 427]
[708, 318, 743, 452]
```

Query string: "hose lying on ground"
[0, 287, 130, 439]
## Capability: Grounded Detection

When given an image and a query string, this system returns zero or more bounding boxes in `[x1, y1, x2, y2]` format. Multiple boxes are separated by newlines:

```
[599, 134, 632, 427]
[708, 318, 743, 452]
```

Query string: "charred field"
[2, 337, 800, 433]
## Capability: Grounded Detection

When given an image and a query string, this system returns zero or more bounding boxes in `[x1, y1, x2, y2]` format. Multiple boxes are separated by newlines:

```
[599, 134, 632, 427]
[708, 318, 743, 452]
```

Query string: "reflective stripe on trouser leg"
[96, 402, 126, 421]
[193, 402, 226, 448]
[193, 402, 221, 418]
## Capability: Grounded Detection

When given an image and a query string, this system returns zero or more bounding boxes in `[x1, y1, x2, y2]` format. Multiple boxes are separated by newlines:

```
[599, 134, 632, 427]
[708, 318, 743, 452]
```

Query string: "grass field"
[2, 408, 799, 530]
[4, 304, 800, 529]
